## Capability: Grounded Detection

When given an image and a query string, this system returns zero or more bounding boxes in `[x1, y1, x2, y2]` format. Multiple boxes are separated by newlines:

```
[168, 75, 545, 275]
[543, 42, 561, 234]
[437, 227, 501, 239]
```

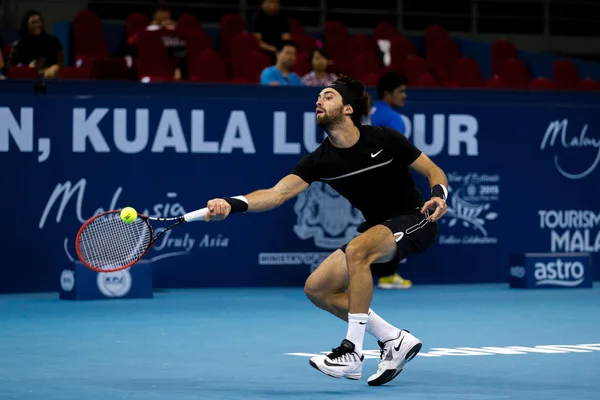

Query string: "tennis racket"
[75, 207, 209, 273]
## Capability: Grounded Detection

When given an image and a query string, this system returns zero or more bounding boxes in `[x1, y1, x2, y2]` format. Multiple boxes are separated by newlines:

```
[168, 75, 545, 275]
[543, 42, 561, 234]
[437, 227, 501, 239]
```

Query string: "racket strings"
[78, 212, 152, 271]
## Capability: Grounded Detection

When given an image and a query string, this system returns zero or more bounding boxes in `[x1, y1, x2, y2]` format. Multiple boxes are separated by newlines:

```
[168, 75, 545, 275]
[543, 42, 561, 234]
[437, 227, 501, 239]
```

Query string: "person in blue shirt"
[370, 72, 408, 133]
[370, 72, 412, 290]
[260, 40, 303, 86]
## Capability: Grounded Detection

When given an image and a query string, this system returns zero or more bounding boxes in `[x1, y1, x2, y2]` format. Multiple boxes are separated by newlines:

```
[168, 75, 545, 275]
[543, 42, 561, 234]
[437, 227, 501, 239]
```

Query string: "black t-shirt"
[12, 34, 63, 68]
[291, 125, 424, 224]
[250, 10, 290, 47]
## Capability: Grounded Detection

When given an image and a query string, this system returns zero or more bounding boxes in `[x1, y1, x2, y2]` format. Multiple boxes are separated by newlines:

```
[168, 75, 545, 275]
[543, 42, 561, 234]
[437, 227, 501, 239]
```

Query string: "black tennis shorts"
[340, 209, 438, 277]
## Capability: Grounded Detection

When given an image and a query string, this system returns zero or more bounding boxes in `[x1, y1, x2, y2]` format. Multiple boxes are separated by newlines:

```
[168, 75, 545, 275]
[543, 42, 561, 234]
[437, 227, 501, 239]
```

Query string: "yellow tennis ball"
[120, 207, 138, 224]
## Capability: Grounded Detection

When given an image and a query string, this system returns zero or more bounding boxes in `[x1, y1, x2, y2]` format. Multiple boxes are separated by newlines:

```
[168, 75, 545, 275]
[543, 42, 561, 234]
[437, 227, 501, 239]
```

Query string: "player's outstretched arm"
[245, 174, 309, 212]
[409, 153, 449, 222]
[204, 174, 309, 221]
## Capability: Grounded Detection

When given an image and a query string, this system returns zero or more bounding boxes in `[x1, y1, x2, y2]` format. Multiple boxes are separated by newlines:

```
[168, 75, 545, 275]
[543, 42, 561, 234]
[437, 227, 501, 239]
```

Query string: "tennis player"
[204, 75, 448, 386]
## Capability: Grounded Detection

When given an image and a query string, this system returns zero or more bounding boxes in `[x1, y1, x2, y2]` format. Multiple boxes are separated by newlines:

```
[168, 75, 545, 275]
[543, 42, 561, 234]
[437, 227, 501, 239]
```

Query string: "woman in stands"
[302, 48, 337, 87]
[6, 10, 64, 79]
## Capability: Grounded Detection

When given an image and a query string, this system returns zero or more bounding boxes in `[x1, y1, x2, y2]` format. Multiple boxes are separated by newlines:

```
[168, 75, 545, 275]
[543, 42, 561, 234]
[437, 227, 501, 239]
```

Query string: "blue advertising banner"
[1, 84, 599, 293]
[509, 253, 593, 289]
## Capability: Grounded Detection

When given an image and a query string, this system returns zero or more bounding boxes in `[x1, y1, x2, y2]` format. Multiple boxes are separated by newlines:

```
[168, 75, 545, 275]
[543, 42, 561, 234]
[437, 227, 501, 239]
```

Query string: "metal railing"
[85, 0, 600, 37]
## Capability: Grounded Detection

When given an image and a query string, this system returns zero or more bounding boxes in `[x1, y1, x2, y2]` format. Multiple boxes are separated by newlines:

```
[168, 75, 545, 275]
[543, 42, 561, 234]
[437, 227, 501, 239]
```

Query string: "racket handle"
[183, 207, 209, 222]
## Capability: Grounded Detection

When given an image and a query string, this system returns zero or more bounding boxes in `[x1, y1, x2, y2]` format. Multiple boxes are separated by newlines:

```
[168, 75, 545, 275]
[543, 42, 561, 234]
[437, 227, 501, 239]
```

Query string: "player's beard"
[316, 105, 345, 132]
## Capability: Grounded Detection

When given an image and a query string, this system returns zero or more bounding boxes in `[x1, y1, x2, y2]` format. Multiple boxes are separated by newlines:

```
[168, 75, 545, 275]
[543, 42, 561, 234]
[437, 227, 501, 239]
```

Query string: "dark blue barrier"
[59, 261, 153, 300]
[1, 82, 599, 293]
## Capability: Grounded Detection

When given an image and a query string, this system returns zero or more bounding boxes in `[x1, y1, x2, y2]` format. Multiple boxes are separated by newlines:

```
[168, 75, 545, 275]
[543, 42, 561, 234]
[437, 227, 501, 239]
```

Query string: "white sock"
[346, 313, 368, 356]
[366, 308, 402, 343]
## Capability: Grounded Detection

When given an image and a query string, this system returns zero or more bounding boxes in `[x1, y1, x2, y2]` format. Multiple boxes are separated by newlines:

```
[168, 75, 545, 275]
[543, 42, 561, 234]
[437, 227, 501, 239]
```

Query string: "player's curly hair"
[332, 75, 372, 126]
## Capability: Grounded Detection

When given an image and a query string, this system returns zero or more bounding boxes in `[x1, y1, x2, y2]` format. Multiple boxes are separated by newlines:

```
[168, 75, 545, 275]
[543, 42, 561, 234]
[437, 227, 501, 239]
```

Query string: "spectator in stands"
[370, 72, 412, 290]
[143, 4, 183, 80]
[260, 40, 302, 86]
[6, 10, 64, 79]
[250, 0, 292, 62]
[147, 4, 176, 31]
[371, 72, 408, 137]
[301, 48, 337, 87]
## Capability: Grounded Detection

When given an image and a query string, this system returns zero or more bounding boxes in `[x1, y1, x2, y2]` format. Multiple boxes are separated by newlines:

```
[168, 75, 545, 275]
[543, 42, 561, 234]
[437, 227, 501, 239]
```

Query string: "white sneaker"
[367, 330, 422, 386]
[309, 339, 364, 380]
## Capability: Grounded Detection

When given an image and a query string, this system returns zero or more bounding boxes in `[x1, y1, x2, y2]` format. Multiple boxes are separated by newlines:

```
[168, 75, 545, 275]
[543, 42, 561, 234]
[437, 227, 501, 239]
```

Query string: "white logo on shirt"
[394, 232, 404, 242]
[371, 149, 383, 158]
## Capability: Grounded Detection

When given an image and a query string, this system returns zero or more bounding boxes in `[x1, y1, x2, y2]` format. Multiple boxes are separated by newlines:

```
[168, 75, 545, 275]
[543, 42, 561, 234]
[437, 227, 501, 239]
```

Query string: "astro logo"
[509, 266, 526, 279]
[534, 259, 585, 287]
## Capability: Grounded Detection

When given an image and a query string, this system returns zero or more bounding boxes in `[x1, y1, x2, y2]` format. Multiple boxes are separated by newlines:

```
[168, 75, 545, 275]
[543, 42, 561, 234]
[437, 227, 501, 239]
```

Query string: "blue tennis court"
[2, 283, 599, 400]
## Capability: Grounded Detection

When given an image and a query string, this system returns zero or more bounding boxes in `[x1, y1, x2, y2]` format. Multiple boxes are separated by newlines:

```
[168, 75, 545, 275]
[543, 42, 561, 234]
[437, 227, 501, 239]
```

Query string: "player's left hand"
[421, 197, 448, 222]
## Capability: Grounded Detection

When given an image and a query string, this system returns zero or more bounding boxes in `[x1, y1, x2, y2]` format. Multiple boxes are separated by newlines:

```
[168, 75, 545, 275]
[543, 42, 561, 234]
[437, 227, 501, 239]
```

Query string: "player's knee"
[344, 242, 371, 269]
[304, 278, 325, 303]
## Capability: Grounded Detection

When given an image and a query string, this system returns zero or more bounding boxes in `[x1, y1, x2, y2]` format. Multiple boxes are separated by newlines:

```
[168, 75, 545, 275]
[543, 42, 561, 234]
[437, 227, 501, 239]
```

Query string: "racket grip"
[183, 207, 209, 222]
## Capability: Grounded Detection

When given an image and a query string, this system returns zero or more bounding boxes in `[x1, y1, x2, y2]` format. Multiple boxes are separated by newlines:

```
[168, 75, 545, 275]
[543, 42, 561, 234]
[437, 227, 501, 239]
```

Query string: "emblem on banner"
[439, 172, 500, 245]
[97, 269, 132, 298]
[258, 182, 364, 272]
[60, 270, 75, 292]
[293, 182, 364, 249]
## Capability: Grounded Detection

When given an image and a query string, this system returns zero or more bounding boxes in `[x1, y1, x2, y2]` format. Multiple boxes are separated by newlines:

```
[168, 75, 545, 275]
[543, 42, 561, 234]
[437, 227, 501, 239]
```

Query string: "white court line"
[285, 343, 600, 359]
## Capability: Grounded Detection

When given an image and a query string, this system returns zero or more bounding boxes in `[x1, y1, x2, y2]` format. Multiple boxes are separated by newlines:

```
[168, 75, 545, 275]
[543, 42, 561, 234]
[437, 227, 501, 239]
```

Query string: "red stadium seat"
[424, 24, 448, 60]
[177, 13, 201, 30]
[577, 77, 600, 91]
[404, 55, 430, 85]
[126, 12, 151, 45]
[220, 14, 246, 62]
[292, 51, 311, 78]
[189, 49, 229, 83]
[484, 75, 509, 89]
[292, 33, 317, 55]
[429, 38, 462, 85]
[7, 66, 39, 79]
[73, 10, 109, 59]
[352, 53, 382, 80]
[452, 57, 484, 88]
[361, 72, 380, 86]
[374, 22, 398, 41]
[414, 73, 440, 87]
[245, 50, 272, 83]
[552, 59, 579, 90]
[288, 17, 304, 35]
[491, 40, 518, 75]
[350, 34, 377, 57]
[73, 10, 128, 80]
[529, 77, 554, 90]
[389, 36, 417, 74]
[181, 27, 214, 72]
[58, 66, 93, 80]
[231, 33, 261, 80]
[499, 58, 530, 89]
[324, 21, 348, 44]
[324, 21, 351, 74]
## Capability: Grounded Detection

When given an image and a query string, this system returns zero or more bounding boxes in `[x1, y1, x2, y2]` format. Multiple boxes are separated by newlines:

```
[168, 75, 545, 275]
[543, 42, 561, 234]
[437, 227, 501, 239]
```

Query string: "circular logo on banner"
[97, 269, 132, 298]
[293, 182, 364, 249]
[60, 270, 75, 292]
